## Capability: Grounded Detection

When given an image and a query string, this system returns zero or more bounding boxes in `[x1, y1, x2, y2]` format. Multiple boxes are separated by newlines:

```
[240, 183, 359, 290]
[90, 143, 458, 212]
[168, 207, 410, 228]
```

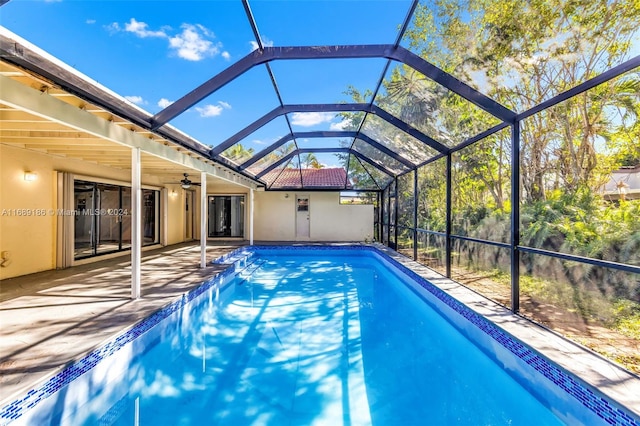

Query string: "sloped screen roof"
[2, 0, 638, 191]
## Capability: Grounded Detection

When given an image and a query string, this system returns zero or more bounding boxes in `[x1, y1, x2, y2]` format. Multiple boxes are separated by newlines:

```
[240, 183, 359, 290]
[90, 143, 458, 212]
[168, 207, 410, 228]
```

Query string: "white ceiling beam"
[0, 75, 258, 190]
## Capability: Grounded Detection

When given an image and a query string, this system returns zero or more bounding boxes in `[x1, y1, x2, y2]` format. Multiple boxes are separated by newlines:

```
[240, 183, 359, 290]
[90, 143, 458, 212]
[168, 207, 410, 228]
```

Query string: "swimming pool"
[1, 245, 638, 425]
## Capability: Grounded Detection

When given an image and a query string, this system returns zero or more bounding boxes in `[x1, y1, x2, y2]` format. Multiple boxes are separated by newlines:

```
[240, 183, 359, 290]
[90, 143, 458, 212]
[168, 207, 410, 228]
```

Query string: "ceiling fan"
[180, 173, 200, 189]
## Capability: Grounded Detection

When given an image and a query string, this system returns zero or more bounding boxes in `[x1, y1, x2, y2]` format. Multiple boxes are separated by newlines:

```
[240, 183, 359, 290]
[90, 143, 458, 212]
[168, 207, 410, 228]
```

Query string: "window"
[297, 198, 309, 212]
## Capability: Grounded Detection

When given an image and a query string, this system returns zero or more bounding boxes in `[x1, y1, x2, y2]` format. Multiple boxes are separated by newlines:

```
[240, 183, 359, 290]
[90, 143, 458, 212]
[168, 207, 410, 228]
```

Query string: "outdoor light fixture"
[24, 171, 37, 182]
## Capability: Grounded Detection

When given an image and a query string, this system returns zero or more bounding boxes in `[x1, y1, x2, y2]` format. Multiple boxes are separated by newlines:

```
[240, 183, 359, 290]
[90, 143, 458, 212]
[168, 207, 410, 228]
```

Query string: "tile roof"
[263, 168, 352, 189]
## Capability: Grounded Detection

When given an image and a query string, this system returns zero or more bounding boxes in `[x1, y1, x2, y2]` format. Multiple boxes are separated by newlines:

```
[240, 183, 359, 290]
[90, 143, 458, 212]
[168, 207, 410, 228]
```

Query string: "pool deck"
[0, 241, 243, 405]
[1, 242, 639, 422]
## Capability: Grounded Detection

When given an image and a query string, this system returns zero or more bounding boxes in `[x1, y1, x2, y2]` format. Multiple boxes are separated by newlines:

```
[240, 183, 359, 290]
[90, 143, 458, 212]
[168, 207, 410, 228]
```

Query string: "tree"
[221, 143, 254, 164]
[300, 153, 323, 169]
[402, 0, 640, 202]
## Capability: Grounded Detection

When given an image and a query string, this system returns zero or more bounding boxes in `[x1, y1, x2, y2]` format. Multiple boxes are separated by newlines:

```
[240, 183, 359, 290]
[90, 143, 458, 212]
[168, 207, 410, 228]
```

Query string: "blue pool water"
[4, 246, 634, 425]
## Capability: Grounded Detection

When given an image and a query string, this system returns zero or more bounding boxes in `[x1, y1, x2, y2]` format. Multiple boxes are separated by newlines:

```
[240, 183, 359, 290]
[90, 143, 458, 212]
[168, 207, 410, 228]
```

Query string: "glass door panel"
[96, 184, 121, 255]
[208, 196, 245, 237]
[74, 180, 96, 258]
[73, 180, 160, 259]
[120, 187, 132, 250]
[142, 189, 159, 245]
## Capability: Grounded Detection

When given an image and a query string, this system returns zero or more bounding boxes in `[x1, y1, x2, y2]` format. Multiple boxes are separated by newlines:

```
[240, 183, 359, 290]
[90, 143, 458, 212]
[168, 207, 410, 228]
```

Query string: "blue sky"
[0, 0, 413, 165]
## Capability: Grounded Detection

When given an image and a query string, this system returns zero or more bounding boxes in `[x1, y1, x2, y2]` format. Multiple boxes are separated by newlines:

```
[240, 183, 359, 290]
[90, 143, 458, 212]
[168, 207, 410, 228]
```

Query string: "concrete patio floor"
[0, 241, 243, 405]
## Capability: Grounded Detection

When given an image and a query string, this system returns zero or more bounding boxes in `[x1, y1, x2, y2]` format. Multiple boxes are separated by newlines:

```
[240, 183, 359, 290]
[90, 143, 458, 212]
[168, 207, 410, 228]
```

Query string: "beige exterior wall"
[253, 191, 374, 242]
[309, 192, 374, 241]
[1, 145, 57, 279]
[165, 184, 187, 245]
[0, 144, 190, 279]
[1, 143, 374, 279]
[254, 192, 297, 241]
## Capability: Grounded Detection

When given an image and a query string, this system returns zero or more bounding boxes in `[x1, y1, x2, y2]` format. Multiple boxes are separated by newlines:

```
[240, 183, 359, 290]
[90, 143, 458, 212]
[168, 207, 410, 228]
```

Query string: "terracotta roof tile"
[263, 168, 352, 189]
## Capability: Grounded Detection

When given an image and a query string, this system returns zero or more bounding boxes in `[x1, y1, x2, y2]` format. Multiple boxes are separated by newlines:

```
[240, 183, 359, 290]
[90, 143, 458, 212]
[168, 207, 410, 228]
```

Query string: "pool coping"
[369, 244, 640, 424]
[1, 243, 639, 425]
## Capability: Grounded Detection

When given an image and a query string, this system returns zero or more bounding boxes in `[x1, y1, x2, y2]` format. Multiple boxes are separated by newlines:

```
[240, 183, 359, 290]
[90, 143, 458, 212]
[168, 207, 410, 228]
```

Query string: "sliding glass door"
[74, 180, 159, 260]
[208, 195, 245, 238]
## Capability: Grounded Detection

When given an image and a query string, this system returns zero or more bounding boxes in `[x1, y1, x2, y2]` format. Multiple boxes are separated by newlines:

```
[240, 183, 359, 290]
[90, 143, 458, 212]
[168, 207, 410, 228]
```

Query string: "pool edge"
[1, 243, 638, 425]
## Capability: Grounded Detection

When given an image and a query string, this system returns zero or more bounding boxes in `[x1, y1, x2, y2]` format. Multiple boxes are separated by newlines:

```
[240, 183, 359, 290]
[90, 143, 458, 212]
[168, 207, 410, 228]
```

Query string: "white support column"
[131, 147, 141, 299]
[200, 171, 207, 268]
[249, 188, 254, 245]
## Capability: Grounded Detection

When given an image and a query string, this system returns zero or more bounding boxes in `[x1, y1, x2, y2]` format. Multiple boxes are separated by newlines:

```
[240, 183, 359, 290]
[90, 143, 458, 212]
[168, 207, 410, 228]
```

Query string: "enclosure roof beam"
[255, 150, 299, 179]
[239, 130, 415, 172]
[210, 103, 370, 156]
[349, 150, 396, 178]
[241, 131, 355, 172]
[356, 133, 415, 169]
[296, 148, 396, 177]
[255, 147, 395, 180]
[237, 133, 296, 171]
[390, 47, 516, 122]
[370, 105, 448, 152]
[210, 102, 448, 157]
[150, 44, 516, 130]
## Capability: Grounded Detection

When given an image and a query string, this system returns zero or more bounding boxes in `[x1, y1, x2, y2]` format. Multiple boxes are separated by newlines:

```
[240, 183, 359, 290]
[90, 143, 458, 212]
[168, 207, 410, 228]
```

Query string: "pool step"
[212, 248, 256, 272]
[237, 259, 267, 285]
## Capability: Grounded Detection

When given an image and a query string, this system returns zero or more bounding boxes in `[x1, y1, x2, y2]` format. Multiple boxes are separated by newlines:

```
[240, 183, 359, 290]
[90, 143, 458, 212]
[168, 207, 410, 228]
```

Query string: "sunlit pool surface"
[3, 246, 636, 425]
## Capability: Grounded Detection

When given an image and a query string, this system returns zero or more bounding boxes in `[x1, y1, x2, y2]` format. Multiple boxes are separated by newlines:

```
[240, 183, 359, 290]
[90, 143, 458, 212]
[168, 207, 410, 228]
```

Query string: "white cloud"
[291, 112, 336, 127]
[329, 120, 350, 131]
[157, 98, 173, 108]
[124, 18, 167, 38]
[86, 19, 96, 25]
[108, 20, 225, 62]
[196, 104, 223, 117]
[249, 36, 274, 52]
[125, 95, 146, 105]
[321, 162, 339, 169]
[252, 139, 266, 145]
[106, 22, 121, 33]
[169, 24, 220, 61]
[195, 101, 232, 117]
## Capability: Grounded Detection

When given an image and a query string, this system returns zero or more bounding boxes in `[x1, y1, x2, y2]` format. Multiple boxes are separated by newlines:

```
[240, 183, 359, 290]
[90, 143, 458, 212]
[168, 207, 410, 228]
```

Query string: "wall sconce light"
[284, 193, 289, 199]
[24, 171, 38, 182]
[169, 189, 178, 197]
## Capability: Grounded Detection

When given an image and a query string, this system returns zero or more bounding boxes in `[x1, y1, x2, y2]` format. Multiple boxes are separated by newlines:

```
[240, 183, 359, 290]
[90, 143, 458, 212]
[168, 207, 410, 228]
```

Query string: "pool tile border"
[0, 262, 239, 424]
[371, 247, 640, 426]
[1, 244, 638, 426]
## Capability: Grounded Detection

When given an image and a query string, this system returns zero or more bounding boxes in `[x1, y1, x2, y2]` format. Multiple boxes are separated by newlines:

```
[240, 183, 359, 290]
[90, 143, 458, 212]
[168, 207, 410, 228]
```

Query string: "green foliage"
[221, 143, 254, 164]
[350, 0, 640, 369]
[300, 153, 322, 169]
[613, 300, 640, 339]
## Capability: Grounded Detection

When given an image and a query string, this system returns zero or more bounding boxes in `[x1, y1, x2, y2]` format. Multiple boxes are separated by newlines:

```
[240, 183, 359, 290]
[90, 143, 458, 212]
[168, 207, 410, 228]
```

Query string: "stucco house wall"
[253, 191, 374, 242]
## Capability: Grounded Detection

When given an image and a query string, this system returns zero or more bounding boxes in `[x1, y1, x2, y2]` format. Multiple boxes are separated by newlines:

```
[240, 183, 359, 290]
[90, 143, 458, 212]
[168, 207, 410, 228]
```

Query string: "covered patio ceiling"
[1, 0, 638, 191]
[0, 50, 257, 191]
